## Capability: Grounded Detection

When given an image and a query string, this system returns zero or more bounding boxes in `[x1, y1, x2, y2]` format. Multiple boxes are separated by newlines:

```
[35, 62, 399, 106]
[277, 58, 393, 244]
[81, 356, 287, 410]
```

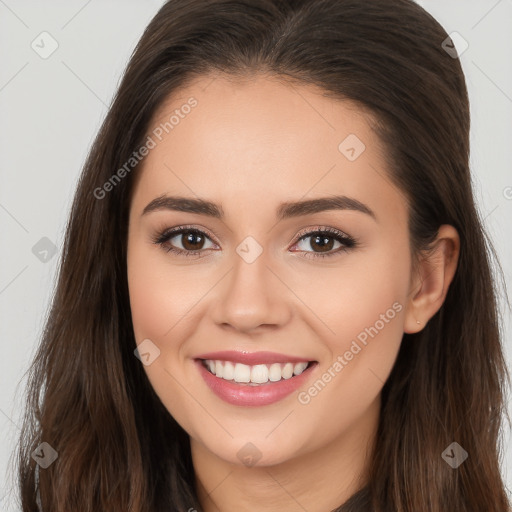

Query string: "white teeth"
[282, 362, 293, 379]
[222, 361, 235, 380]
[203, 359, 311, 384]
[233, 363, 251, 383]
[294, 362, 308, 375]
[268, 363, 282, 382]
[250, 364, 268, 384]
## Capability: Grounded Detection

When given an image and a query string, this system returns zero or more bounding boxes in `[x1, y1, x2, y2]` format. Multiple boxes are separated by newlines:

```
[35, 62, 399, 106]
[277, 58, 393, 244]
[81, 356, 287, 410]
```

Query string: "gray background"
[1, 0, 511, 509]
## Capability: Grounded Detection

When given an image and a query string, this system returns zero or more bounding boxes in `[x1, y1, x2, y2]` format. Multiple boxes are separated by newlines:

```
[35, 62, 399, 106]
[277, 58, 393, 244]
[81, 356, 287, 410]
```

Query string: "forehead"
[148, 73, 379, 161]
[131, 73, 405, 224]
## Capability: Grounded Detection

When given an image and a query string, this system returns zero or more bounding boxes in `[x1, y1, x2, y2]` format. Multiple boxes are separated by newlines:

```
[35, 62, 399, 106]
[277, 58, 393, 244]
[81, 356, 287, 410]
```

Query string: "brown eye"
[180, 231, 206, 251]
[154, 227, 217, 256]
[308, 234, 335, 253]
[292, 228, 357, 259]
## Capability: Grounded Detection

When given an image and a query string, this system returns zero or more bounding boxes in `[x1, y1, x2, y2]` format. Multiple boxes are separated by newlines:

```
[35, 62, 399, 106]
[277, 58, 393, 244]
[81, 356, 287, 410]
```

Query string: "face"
[127, 73, 414, 468]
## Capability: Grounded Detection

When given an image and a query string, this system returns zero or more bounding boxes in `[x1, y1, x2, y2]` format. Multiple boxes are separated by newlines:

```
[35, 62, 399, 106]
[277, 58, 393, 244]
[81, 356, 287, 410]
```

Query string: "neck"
[191, 395, 380, 512]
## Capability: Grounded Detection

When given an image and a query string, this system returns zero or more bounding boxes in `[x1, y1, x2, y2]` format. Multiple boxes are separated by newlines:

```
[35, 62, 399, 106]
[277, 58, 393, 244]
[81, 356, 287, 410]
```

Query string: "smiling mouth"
[199, 359, 317, 386]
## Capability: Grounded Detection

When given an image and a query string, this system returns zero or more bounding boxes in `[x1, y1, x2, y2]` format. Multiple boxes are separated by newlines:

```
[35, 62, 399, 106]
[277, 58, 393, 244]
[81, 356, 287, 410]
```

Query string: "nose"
[210, 249, 292, 334]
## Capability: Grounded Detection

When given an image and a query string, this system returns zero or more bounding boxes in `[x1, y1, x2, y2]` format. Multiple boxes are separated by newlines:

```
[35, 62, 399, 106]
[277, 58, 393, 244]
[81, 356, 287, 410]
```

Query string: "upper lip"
[194, 350, 315, 365]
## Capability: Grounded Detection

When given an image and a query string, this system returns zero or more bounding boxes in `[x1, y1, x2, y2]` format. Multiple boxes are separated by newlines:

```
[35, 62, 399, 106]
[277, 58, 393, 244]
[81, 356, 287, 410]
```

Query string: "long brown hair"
[15, 0, 510, 510]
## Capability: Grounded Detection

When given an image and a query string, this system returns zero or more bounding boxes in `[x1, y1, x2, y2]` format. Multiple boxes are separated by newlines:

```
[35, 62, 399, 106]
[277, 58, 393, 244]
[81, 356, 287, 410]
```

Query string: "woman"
[16, 0, 510, 510]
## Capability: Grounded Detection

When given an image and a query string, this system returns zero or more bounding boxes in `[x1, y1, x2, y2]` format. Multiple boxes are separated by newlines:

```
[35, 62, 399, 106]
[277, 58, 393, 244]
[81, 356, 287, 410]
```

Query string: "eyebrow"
[141, 194, 376, 221]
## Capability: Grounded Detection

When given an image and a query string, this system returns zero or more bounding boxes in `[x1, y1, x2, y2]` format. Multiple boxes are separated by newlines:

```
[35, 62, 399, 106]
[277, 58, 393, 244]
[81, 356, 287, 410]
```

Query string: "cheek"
[294, 243, 410, 354]
[126, 238, 203, 430]
[290, 250, 409, 444]
[291, 243, 411, 428]
[127, 239, 209, 343]
[127, 249, 173, 343]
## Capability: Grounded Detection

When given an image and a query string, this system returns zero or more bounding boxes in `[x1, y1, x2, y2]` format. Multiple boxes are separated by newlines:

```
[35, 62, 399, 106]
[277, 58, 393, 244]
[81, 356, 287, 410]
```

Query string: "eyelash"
[151, 224, 357, 260]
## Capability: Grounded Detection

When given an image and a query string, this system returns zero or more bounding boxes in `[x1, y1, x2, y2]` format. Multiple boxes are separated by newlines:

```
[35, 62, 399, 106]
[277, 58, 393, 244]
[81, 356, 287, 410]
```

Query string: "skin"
[126, 73, 459, 512]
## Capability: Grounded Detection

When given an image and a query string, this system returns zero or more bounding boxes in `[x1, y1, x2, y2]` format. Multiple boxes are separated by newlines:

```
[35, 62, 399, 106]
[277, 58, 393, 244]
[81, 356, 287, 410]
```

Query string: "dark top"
[334, 485, 372, 512]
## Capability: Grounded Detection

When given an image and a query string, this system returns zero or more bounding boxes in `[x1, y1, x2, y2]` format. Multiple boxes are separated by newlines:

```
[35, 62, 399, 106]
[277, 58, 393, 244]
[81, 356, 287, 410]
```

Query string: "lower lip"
[195, 360, 318, 407]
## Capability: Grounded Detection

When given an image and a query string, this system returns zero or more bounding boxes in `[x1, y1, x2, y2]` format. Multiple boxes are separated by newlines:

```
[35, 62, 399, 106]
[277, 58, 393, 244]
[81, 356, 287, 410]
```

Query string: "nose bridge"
[212, 237, 291, 331]
[233, 238, 271, 291]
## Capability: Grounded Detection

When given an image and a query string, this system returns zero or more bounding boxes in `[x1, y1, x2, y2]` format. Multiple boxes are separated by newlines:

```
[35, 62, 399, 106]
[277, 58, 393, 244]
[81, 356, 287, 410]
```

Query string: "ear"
[404, 224, 460, 334]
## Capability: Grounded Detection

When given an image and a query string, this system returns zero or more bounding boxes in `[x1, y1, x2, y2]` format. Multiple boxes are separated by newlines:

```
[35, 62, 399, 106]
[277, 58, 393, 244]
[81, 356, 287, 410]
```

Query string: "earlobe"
[404, 225, 460, 334]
